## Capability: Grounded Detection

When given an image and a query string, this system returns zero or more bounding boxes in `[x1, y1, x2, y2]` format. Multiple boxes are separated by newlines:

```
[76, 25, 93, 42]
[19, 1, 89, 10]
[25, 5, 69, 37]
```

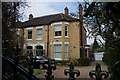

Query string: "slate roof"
[21, 13, 79, 27]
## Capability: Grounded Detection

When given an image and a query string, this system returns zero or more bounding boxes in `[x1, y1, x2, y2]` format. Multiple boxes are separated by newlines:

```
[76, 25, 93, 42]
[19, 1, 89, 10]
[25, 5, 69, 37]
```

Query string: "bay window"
[54, 44, 61, 59]
[65, 44, 68, 59]
[54, 24, 61, 37]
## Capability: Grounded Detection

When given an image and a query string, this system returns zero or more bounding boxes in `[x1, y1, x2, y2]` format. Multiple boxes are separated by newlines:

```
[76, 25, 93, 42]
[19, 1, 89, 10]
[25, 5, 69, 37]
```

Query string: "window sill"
[65, 36, 69, 38]
[36, 39, 42, 40]
[64, 58, 69, 60]
[54, 58, 62, 60]
[26, 39, 32, 41]
[54, 36, 62, 38]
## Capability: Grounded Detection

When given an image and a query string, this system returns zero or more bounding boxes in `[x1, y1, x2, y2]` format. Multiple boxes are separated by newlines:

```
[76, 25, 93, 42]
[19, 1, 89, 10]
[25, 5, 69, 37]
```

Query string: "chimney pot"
[29, 14, 33, 20]
[78, 4, 82, 16]
[64, 7, 69, 15]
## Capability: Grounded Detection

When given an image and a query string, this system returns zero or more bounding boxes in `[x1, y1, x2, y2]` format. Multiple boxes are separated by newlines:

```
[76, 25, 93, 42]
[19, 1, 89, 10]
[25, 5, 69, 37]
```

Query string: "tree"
[92, 38, 100, 53]
[2, 2, 28, 76]
[83, 2, 120, 79]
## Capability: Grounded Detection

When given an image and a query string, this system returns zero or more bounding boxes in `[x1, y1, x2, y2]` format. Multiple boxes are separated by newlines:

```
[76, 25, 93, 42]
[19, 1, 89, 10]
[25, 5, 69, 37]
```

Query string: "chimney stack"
[64, 7, 69, 15]
[29, 14, 33, 20]
[78, 4, 82, 16]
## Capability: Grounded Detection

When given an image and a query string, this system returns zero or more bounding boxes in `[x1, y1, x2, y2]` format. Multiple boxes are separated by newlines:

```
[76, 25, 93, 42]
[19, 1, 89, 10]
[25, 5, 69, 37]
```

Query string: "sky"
[20, 1, 104, 45]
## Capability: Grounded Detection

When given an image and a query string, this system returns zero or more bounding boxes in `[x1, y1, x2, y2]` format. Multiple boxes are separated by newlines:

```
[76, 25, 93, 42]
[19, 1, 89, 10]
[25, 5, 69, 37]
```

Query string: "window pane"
[28, 30, 32, 39]
[36, 29, 42, 39]
[37, 29, 42, 34]
[65, 45, 68, 58]
[55, 31, 61, 36]
[54, 25, 61, 31]
[65, 25, 68, 36]
[65, 31, 67, 36]
[54, 45, 61, 59]
[54, 25, 61, 36]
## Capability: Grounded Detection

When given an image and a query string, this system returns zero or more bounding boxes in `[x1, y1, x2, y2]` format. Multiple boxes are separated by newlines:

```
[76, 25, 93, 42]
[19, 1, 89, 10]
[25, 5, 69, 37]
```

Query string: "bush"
[70, 59, 79, 66]
[79, 57, 90, 66]
[56, 60, 69, 66]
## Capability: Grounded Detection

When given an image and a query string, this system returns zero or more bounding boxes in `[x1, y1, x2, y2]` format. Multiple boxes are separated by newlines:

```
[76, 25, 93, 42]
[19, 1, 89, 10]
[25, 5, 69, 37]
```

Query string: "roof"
[21, 13, 79, 28]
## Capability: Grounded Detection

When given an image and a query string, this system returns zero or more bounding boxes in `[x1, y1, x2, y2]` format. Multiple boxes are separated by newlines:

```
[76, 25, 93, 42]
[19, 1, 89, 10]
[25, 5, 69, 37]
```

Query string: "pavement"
[36, 61, 109, 79]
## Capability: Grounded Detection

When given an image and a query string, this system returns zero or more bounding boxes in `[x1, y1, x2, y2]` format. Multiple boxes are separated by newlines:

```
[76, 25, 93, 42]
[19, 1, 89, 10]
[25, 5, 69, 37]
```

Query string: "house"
[18, 4, 90, 60]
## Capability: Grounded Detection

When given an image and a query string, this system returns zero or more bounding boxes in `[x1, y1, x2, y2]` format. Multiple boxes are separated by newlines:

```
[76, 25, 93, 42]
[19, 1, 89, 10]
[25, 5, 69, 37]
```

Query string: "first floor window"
[27, 30, 32, 39]
[65, 24, 68, 37]
[36, 28, 42, 40]
[54, 44, 61, 59]
[65, 44, 68, 58]
[54, 25, 61, 37]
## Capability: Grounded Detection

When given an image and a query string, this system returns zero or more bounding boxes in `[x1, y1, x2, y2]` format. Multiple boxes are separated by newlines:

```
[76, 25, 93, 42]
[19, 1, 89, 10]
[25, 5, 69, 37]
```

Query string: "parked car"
[32, 56, 56, 70]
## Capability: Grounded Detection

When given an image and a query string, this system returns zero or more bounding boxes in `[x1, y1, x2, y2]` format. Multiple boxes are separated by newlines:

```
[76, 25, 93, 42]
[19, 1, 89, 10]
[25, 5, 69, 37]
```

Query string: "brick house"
[18, 4, 90, 60]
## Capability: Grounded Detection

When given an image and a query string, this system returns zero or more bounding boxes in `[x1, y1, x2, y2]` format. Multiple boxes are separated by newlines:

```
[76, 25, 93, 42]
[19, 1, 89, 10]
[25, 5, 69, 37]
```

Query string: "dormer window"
[54, 24, 62, 38]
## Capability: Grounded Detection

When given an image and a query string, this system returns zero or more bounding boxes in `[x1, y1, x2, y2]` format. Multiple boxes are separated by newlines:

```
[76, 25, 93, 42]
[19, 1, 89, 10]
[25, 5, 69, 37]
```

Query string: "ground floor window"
[35, 45, 44, 56]
[26, 46, 33, 57]
[54, 44, 61, 59]
[65, 44, 68, 59]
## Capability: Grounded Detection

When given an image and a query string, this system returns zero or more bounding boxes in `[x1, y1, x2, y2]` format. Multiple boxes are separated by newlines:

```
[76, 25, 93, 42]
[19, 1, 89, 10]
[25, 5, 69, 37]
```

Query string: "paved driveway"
[37, 61, 108, 79]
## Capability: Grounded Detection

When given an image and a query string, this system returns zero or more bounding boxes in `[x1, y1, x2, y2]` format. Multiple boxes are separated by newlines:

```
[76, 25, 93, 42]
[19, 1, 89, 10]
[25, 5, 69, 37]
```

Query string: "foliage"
[92, 38, 100, 53]
[79, 57, 90, 66]
[56, 60, 69, 66]
[2, 1, 28, 77]
[69, 59, 79, 66]
[84, 2, 120, 79]
[33, 69, 45, 75]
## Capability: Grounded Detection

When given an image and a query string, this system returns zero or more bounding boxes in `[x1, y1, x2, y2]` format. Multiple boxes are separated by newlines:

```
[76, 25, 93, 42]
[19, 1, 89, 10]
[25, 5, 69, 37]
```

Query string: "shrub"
[70, 59, 79, 66]
[56, 60, 69, 66]
[79, 57, 90, 66]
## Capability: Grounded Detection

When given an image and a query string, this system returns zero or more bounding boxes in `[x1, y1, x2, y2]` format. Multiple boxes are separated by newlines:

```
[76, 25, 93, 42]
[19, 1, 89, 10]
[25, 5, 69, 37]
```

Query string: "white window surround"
[54, 44, 62, 60]
[54, 58, 62, 60]
[26, 29, 32, 41]
[36, 28, 42, 40]
[24, 43, 44, 49]
[64, 22, 69, 25]
[53, 42, 62, 44]
[54, 36, 62, 38]
[26, 27, 33, 30]
[65, 44, 69, 59]
[36, 26, 43, 29]
[53, 22, 62, 25]
[65, 24, 68, 37]
[54, 24, 62, 38]
[50, 42, 69, 45]
[64, 42, 69, 44]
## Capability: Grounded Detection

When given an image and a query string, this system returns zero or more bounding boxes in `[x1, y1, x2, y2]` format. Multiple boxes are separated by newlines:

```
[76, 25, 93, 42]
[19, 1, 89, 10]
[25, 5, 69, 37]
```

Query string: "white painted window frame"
[54, 43, 62, 60]
[54, 22, 62, 38]
[36, 27, 43, 40]
[26, 27, 33, 41]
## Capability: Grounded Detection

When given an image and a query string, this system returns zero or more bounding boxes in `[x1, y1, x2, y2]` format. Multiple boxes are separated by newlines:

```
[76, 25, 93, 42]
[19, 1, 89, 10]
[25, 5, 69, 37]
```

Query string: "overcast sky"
[20, 1, 104, 45]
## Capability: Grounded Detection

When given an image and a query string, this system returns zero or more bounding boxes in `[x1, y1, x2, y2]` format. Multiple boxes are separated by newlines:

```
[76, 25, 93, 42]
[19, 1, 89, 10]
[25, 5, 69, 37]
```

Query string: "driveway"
[37, 61, 109, 79]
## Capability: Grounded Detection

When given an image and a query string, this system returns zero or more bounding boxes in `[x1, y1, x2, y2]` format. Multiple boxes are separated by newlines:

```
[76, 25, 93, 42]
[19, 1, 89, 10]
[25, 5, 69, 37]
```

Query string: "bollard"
[64, 62, 80, 80]
[89, 63, 109, 80]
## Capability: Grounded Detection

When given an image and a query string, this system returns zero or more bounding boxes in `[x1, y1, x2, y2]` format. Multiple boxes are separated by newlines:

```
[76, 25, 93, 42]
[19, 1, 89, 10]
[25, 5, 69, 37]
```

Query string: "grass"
[33, 69, 45, 75]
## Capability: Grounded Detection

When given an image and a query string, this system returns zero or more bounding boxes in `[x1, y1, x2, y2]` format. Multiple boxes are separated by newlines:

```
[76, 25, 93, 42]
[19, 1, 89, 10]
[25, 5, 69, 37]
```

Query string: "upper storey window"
[65, 24, 68, 37]
[27, 30, 32, 39]
[36, 28, 42, 40]
[54, 24, 61, 37]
